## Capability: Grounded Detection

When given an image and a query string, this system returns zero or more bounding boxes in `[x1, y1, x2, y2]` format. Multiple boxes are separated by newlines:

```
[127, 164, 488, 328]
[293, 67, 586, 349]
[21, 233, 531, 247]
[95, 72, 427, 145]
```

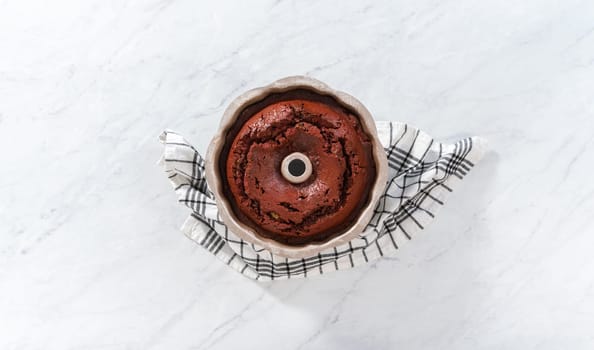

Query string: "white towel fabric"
[158, 121, 486, 281]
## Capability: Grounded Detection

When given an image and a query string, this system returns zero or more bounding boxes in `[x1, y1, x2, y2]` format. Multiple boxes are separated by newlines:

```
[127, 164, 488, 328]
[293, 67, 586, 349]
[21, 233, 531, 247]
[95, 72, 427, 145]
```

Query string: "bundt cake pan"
[205, 76, 388, 258]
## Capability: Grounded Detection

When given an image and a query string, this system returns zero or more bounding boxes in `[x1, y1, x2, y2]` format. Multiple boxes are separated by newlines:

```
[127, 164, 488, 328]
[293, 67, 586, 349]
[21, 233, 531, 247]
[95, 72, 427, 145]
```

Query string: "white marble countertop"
[2, 0, 594, 349]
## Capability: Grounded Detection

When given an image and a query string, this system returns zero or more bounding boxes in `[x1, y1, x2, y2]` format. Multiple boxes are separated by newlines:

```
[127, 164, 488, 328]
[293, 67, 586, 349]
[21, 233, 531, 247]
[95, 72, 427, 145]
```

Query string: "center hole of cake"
[288, 159, 306, 177]
[281, 152, 312, 184]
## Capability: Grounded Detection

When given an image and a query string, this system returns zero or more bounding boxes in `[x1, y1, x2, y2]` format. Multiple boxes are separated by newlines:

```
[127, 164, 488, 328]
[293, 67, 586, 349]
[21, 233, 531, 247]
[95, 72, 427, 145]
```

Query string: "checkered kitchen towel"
[158, 121, 486, 281]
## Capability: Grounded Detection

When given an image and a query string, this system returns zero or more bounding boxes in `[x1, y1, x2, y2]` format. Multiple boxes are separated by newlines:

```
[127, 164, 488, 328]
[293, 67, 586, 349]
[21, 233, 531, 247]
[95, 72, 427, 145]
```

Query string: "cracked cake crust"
[220, 89, 376, 246]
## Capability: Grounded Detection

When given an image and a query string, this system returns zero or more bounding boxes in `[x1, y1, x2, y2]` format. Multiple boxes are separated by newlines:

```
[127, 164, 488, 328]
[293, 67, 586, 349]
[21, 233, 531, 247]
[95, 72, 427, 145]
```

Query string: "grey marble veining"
[1, 0, 594, 349]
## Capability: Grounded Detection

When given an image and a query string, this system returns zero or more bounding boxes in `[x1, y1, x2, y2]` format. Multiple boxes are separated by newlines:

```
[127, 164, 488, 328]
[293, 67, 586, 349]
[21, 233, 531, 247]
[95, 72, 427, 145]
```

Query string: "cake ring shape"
[221, 90, 377, 246]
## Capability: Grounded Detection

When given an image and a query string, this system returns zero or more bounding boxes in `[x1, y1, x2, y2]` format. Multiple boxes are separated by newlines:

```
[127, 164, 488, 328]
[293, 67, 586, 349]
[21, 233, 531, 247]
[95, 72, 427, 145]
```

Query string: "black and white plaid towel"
[158, 121, 486, 281]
